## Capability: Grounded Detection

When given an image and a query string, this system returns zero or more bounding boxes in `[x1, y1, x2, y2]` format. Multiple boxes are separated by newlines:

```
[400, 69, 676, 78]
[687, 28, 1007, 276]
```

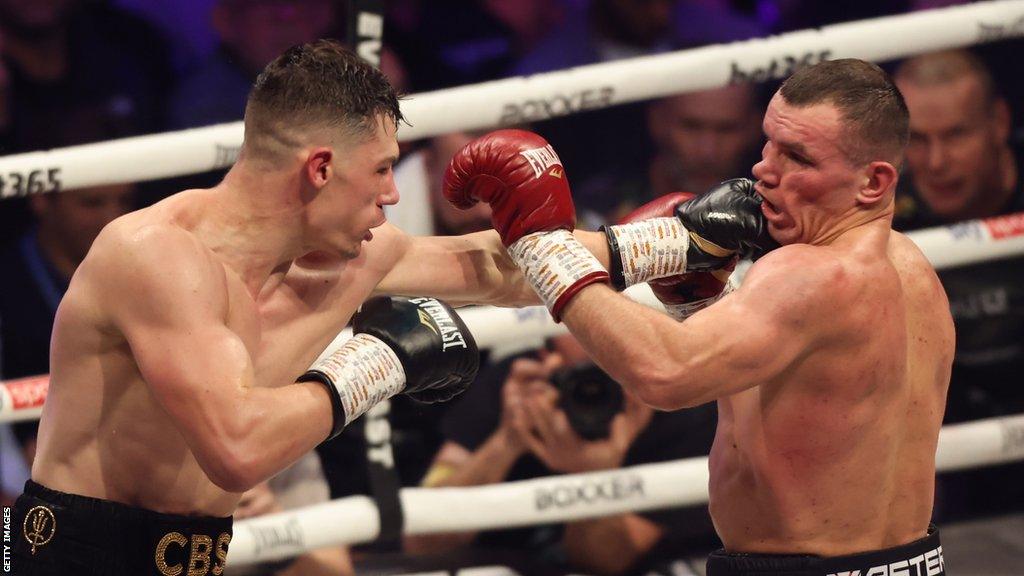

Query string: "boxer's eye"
[788, 151, 812, 166]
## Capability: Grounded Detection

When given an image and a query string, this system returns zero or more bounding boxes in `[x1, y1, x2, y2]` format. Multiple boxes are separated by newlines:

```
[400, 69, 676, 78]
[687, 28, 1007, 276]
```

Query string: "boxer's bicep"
[679, 286, 816, 402]
[678, 252, 839, 402]
[102, 227, 257, 478]
[647, 247, 831, 403]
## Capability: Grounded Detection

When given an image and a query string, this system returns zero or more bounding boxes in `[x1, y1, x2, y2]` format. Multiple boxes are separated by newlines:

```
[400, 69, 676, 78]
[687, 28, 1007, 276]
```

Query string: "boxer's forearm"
[559, 284, 713, 410]
[576, 229, 612, 267]
[474, 229, 610, 305]
[376, 230, 609, 307]
[194, 382, 334, 493]
[376, 230, 536, 306]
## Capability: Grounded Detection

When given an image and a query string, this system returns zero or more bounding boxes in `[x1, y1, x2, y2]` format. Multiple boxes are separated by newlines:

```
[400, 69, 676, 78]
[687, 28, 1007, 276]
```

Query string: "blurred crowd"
[1, 1, 1023, 575]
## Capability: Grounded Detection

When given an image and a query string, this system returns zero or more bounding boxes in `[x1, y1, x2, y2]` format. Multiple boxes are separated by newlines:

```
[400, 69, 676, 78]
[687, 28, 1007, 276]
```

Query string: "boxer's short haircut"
[780, 59, 909, 167]
[243, 39, 404, 160]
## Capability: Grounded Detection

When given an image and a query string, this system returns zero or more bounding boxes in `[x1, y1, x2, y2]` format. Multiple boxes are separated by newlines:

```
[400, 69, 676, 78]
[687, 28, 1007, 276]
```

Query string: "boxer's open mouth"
[761, 198, 781, 218]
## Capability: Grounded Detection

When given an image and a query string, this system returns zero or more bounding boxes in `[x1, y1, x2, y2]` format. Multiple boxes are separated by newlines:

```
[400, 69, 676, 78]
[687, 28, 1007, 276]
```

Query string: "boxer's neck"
[200, 169, 307, 295]
[807, 200, 895, 248]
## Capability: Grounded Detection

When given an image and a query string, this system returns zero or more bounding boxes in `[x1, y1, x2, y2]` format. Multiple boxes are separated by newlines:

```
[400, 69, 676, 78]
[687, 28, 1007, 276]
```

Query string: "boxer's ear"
[305, 147, 334, 188]
[857, 161, 897, 206]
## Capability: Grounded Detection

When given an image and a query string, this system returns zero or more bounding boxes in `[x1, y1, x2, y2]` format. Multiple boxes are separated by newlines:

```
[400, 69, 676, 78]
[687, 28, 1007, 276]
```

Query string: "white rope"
[226, 413, 1024, 566]
[3, 209, 1023, 424]
[904, 212, 1024, 269]
[0, 1, 1021, 195]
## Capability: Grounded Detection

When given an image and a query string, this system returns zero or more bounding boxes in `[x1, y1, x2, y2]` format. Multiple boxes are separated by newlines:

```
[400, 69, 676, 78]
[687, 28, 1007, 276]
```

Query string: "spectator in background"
[387, 0, 563, 91]
[514, 0, 761, 75]
[893, 49, 1024, 519]
[169, 0, 339, 129]
[576, 83, 763, 223]
[405, 334, 718, 575]
[513, 0, 678, 76]
[0, 0, 173, 153]
[763, 0, 910, 32]
[895, 50, 1022, 227]
[115, 0, 219, 73]
[646, 84, 762, 195]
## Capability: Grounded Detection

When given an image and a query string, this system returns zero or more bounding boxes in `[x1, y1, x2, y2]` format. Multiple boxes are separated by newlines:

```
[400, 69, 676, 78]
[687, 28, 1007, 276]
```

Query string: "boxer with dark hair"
[12, 40, 504, 575]
[446, 59, 954, 575]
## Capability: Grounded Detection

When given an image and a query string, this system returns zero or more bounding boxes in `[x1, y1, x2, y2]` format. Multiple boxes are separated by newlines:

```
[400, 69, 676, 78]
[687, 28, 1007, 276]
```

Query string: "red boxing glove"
[614, 194, 735, 320]
[443, 129, 575, 246]
[443, 130, 608, 320]
[619, 192, 695, 221]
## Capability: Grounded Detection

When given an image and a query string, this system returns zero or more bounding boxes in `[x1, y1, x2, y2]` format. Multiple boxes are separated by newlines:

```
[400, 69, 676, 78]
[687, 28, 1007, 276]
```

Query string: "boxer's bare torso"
[29, 179, 533, 516]
[709, 226, 953, 554]
[32, 190, 378, 515]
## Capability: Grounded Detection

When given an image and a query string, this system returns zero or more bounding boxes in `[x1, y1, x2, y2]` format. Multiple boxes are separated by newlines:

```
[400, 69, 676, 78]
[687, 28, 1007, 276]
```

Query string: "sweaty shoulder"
[83, 215, 229, 326]
[887, 231, 954, 343]
[887, 231, 947, 302]
[740, 243, 854, 312]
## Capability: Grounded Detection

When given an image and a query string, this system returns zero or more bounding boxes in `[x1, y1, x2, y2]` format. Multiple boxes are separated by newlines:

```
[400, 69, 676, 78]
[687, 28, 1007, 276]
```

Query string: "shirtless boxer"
[445, 59, 955, 575]
[9, 40, 592, 576]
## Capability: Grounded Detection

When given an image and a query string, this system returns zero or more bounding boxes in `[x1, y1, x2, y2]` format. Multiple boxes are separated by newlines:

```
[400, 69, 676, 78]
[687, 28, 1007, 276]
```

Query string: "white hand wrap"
[663, 277, 737, 322]
[606, 217, 690, 287]
[507, 229, 609, 320]
[307, 333, 406, 430]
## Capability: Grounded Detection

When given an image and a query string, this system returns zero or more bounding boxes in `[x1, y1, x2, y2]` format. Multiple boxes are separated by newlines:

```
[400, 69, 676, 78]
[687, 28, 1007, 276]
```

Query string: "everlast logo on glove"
[519, 145, 561, 179]
[409, 297, 469, 351]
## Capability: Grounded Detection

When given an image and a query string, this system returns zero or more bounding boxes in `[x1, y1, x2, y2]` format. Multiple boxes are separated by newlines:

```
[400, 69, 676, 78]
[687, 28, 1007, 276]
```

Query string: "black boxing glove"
[603, 180, 778, 289]
[675, 178, 778, 267]
[299, 296, 479, 440]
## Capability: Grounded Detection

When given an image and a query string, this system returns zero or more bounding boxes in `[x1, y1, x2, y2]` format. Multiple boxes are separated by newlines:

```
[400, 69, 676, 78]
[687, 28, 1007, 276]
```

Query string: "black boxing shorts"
[11, 480, 233, 576]
[707, 524, 945, 576]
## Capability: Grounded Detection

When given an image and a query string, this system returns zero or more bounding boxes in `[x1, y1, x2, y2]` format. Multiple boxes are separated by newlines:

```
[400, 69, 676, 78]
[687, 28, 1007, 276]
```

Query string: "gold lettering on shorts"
[188, 534, 212, 576]
[212, 532, 231, 576]
[22, 506, 56, 555]
[155, 531, 188, 576]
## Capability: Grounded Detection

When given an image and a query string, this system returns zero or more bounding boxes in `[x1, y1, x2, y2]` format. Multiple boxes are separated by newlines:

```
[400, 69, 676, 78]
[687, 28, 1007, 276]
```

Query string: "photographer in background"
[405, 334, 718, 575]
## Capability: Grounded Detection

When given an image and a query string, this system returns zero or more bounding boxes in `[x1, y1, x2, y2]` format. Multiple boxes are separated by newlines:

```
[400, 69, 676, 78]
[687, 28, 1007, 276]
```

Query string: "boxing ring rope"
[223, 413, 1024, 566]
[0, 0, 1022, 195]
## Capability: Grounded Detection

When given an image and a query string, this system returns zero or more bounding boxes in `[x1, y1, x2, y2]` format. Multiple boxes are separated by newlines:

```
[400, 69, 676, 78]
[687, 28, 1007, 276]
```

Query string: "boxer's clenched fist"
[603, 179, 778, 290]
[608, 193, 736, 320]
[300, 296, 479, 439]
[444, 130, 608, 320]
[443, 129, 576, 247]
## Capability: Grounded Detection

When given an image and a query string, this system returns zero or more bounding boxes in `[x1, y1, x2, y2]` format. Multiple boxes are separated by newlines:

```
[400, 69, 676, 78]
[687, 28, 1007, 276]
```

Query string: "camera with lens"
[551, 362, 624, 440]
